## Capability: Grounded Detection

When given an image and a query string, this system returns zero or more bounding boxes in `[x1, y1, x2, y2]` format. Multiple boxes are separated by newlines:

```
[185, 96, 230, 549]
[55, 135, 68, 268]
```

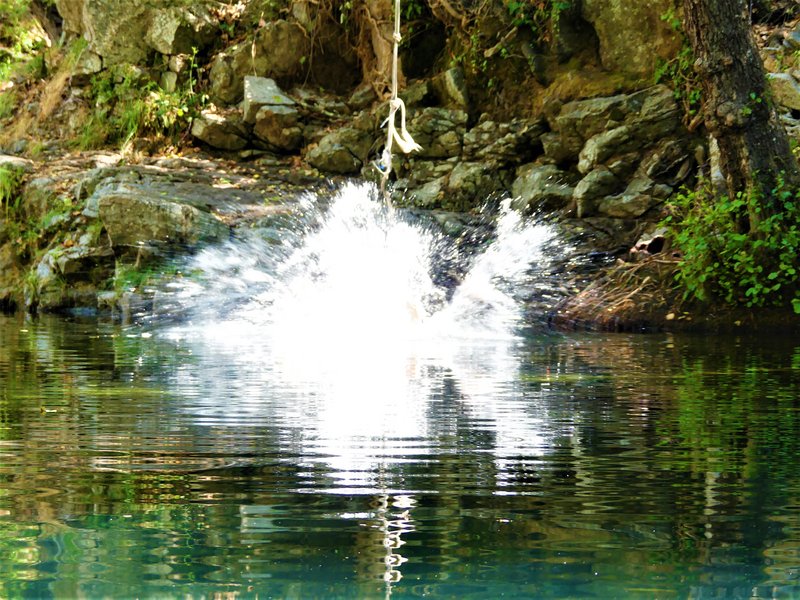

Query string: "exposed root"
[552, 256, 684, 331]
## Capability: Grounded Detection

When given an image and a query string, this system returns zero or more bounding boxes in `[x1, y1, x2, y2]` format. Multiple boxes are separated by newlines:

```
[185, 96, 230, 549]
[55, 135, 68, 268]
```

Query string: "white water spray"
[160, 181, 563, 486]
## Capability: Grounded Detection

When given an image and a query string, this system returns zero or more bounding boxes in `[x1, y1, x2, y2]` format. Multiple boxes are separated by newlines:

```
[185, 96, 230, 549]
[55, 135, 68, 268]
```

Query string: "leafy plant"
[506, 0, 571, 46]
[0, 165, 24, 214]
[653, 10, 703, 122]
[664, 177, 800, 313]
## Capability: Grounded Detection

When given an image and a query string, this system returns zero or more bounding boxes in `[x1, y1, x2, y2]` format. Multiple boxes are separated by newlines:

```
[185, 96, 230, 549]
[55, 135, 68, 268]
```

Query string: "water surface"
[2, 184, 800, 598]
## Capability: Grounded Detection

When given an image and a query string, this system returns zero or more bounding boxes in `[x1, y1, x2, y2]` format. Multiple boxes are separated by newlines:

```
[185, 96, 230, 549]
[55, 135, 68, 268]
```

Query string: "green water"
[2, 313, 800, 598]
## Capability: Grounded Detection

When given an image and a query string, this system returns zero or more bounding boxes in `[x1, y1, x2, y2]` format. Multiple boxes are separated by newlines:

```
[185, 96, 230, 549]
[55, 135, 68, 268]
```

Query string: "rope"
[377, 0, 422, 207]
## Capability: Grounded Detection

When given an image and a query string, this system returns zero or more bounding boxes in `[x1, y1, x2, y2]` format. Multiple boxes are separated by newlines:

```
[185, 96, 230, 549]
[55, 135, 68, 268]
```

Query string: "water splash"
[158, 181, 564, 488]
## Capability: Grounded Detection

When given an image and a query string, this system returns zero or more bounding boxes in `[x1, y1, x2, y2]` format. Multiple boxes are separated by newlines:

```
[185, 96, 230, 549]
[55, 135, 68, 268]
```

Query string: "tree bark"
[682, 0, 800, 212]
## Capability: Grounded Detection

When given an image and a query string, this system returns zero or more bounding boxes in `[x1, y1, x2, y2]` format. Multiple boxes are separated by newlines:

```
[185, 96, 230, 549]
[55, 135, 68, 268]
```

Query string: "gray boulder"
[80, 0, 151, 64]
[190, 110, 249, 151]
[306, 127, 374, 174]
[511, 164, 577, 213]
[83, 178, 229, 249]
[253, 106, 303, 152]
[574, 166, 622, 217]
[597, 175, 671, 218]
[209, 20, 309, 105]
[407, 108, 468, 159]
[768, 73, 800, 111]
[431, 67, 469, 109]
[445, 162, 504, 210]
[243, 76, 295, 124]
[463, 118, 546, 165]
[145, 6, 216, 56]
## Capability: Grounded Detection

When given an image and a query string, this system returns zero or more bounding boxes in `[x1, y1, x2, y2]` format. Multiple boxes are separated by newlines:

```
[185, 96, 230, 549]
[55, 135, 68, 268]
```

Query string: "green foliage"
[653, 10, 702, 121]
[664, 177, 800, 311]
[78, 50, 208, 150]
[506, 0, 570, 45]
[0, 166, 24, 214]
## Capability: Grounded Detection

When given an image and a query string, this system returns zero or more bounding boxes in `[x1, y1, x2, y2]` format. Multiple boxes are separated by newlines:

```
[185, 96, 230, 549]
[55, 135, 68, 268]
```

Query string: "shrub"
[664, 177, 800, 314]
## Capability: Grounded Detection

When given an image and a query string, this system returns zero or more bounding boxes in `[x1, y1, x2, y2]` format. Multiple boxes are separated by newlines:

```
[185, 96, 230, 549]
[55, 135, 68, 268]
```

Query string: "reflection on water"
[3, 316, 800, 598]
[2, 183, 800, 597]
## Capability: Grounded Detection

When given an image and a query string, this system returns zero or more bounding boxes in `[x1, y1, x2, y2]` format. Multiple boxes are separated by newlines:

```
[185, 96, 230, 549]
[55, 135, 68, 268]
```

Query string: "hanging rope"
[377, 0, 422, 206]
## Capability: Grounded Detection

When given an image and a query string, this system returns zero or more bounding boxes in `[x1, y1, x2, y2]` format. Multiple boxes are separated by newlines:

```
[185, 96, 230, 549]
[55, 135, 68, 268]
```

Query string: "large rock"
[596, 175, 671, 218]
[581, 0, 681, 76]
[574, 166, 622, 217]
[33, 235, 114, 310]
[463, 118, 546, 165]
[511, 164, 577, 213]
[80, 0, 151, 64]
[83, 179, 229, 249]
[445, 162, 504, 210]
[306, 127, 374, 174]
[209, 20, 309, 105]
[768, 72, 800, 111]
[576, 86, 680, 173]
[407, 108, 468, 159]
[190, 110, 249, 151]
[253, 105, 303, 152]
[54, 0, 85, 34]
[145, 5, 216, 56]
[243, 77, 295, 124]
[56, 0, 218, 64]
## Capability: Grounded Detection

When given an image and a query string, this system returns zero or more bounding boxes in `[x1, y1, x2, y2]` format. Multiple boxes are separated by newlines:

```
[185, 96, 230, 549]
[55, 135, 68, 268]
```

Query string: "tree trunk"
[682, 0, 800, 214]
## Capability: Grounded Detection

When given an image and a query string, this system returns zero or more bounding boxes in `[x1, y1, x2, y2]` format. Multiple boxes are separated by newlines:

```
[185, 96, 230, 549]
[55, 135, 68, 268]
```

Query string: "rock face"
[208, 20, 309, 105]
[54, 0, 218, 65]
[768, 72, 800, 111]
[191, 110, 249, 151]
[306, 128, 373, 174]
[84, 178, 229, 250]
[581, 0, 682, 76]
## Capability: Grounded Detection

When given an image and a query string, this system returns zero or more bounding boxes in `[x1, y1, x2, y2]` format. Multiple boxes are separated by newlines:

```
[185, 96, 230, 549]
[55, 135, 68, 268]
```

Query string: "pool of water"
[2, 312, 800, 598]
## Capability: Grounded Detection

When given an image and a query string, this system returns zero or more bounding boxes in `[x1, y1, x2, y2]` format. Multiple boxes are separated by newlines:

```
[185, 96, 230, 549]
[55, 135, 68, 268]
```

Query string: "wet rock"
[145, 5, 216, 56]
[431, 67, 469, 109]
[511, 164, 576, 213]
[768, 72, 800, 111]
[574, 166, 622, 217]
[32, 238, 114, 311]
[306, 127, 373, 174]
[407, 108, 468, 159]
[408, 176, 446, 208]
[190, 109, 248, 151]
[445, 162, 503, 210]
[243, 76, 295, 124]
[208, 20, 309, 105]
